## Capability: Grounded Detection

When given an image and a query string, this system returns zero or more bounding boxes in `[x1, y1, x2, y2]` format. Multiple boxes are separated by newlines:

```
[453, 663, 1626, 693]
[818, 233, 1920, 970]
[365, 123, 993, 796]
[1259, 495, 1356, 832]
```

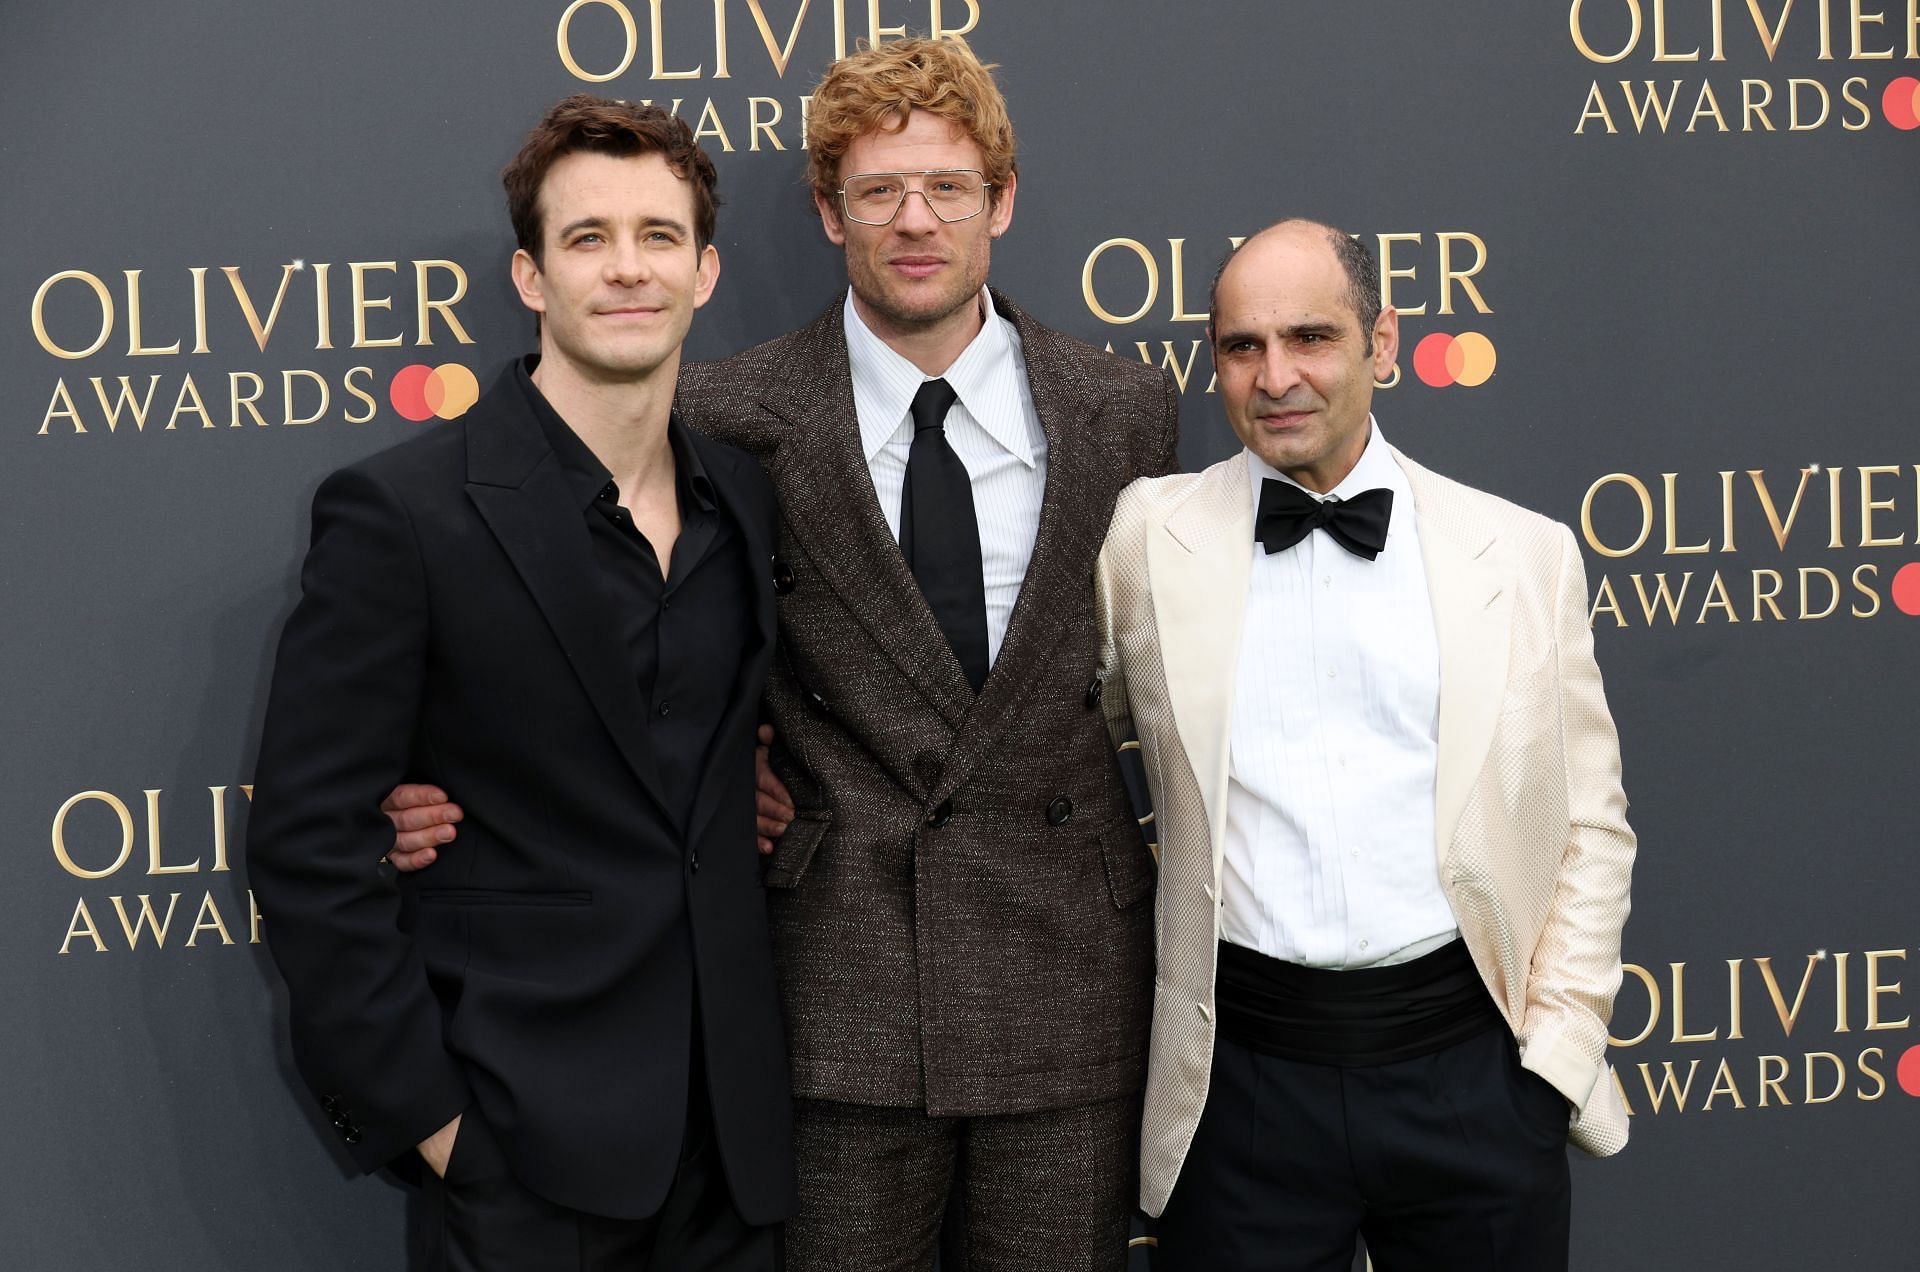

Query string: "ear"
[692, 242, 720, 310]
[814, 190, 848, 247]
[510, 248, 546, 316]
[987, 170, 1017, 238]
[1371, 306, 1400, 381]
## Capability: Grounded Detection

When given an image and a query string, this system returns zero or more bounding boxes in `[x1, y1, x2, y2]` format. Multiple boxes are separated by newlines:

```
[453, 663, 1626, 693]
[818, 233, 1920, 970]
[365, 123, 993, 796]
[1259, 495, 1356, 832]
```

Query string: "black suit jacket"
[246, 363, 795, 1223]
[676, 292, 1180, 1116]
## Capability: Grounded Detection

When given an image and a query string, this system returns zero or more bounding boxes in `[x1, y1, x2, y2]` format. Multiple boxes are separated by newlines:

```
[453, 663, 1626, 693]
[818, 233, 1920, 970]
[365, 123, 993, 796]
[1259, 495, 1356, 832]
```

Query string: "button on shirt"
[1221, 422, 1459, 969]
[518, 358, 750, 832]
[845, 288, 1047, 668]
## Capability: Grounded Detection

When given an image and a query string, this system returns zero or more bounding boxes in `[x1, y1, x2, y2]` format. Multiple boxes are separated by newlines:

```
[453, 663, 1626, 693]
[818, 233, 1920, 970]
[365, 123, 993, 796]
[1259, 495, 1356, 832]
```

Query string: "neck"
[852, 289, 986, 377]
[531, 346, 678, 495]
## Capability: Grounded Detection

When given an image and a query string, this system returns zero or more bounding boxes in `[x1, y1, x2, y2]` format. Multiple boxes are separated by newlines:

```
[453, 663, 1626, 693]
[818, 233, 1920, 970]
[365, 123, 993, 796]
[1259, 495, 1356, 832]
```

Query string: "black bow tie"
[1255, 479, 1394, 560]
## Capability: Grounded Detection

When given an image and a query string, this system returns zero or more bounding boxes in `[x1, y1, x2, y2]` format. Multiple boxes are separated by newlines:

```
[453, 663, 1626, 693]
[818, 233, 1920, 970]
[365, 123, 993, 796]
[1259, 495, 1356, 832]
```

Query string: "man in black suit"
[244, 96, 792, 1270]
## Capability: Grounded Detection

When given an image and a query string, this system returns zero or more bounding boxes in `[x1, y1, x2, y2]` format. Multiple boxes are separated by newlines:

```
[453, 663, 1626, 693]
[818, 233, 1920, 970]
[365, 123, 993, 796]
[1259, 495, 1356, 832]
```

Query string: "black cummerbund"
[1215, 938, 1502, 1067]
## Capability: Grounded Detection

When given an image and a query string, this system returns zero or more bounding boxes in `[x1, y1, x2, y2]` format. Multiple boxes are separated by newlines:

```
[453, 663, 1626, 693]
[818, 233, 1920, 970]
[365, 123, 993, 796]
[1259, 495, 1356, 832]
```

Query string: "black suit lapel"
[683, 434, 776, 845]
[463, 376, 675, 820]
[756, 305, 974, 728]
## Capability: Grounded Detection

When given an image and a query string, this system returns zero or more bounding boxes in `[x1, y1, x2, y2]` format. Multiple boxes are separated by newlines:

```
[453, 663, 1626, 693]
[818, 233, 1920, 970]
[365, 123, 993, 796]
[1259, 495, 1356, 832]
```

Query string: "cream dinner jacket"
[1095, 447, 1637, 1217]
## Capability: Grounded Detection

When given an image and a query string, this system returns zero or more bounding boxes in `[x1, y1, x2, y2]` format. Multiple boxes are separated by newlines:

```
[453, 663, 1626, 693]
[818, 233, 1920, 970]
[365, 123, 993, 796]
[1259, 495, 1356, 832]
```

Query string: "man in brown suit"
[388, 38, 1177, 1271]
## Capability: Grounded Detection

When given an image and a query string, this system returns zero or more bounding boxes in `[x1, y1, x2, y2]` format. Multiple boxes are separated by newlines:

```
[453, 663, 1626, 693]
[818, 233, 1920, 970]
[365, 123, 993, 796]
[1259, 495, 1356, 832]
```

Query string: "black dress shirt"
[516, 358, 752, 834]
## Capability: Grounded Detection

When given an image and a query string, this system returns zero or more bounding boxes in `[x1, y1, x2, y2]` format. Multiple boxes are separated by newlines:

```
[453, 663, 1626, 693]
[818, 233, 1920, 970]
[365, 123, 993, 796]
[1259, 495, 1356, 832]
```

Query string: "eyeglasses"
[835, 169, 995, 226]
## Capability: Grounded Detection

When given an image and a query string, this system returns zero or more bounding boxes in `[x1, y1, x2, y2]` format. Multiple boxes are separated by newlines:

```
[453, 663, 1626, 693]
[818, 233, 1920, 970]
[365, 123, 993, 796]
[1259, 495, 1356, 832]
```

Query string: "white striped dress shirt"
[844, 288, 1048, 668]
[1221, 423, 1459, 969]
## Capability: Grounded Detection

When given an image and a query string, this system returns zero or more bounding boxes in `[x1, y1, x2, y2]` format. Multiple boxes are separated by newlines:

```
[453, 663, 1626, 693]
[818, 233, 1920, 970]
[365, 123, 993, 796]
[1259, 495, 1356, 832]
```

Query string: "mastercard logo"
[1411, 331, 1497, 389]
[1891, 562, 1920, 618]
[1900, 1044, 1920, 1097]
[1884, 77, 1920, 131]
[389, 363, 480, 422]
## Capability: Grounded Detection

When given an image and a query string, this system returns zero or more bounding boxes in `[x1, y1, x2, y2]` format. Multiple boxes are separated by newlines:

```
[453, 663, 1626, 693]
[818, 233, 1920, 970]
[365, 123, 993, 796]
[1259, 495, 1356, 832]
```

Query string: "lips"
[888, 255, 947, 279]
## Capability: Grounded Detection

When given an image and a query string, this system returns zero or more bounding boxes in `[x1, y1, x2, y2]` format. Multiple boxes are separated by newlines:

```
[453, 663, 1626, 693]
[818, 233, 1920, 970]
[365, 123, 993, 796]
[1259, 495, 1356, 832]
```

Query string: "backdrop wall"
[5, 3, 1917, 1267]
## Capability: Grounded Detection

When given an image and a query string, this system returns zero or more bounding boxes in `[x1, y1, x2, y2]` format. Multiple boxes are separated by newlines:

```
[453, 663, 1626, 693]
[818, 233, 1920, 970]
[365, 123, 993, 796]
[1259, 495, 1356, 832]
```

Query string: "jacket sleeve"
[1517, 524, 1637, 1119]
[245, 464, 471, 1173]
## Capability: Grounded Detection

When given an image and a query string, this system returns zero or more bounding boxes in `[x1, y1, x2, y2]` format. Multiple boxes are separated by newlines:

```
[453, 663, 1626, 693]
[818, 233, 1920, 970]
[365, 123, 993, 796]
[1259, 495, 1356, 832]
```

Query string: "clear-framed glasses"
[836, 169, 994, 225]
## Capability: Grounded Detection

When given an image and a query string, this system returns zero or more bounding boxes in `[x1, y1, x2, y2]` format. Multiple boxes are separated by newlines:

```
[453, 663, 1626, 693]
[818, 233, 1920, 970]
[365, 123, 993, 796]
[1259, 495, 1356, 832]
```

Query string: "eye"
[573, 232, 603, 247]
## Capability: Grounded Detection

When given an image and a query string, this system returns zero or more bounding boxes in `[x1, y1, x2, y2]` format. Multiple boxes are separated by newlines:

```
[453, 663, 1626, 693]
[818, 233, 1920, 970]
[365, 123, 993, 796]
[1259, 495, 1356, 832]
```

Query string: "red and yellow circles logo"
[1411, 331, 1498, 389]
[1884, 77, 1920, 131]
[1899, 1044, 1920, 1097]
[1891, 562, 1920, 618]
[389, 363, 480, 422]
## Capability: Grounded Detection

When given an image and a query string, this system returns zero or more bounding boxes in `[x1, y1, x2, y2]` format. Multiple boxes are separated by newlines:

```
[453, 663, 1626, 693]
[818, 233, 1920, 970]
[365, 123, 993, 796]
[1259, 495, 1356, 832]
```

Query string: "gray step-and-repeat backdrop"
[5, 3, 1917, 1267]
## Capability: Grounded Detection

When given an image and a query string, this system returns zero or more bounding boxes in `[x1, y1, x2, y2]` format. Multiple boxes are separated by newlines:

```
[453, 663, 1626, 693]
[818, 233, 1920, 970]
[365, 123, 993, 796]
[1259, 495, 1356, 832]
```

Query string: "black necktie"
[1254, 479, 1394, 560]
[898, 378, 989, 692]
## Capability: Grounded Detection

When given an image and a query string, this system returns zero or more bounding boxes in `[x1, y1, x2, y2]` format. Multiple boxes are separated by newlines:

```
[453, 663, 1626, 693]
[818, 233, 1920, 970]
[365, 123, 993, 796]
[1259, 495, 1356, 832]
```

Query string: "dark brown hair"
[503, 94, 720, 261]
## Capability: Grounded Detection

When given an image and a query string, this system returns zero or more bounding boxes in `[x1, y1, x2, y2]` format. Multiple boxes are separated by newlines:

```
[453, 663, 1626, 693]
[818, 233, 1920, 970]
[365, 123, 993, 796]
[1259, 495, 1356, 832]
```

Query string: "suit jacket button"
[321, 1095, 340, 1114]
[806, 688, 829, 715]
[926, 800, 953, 828]
[772, 558, 795, 595]
[343, 1126, 363, 1145]
[1046, 795, 1074, 826]
[1084, 677, 1103, 710]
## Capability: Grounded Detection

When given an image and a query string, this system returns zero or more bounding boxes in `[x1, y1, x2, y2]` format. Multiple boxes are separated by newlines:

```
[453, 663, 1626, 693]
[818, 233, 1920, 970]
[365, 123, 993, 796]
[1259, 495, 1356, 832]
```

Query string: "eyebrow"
[556, 215, 691, 239]
[1214, 320, 1346, 345]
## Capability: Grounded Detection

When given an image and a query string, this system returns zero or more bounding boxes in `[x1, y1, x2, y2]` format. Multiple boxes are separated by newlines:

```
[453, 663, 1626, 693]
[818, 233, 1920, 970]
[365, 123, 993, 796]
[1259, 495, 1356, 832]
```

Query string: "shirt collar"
[517, 354, 716, 513]
[844, 288, 1037, 468]
[1244, 415, 1405, 511]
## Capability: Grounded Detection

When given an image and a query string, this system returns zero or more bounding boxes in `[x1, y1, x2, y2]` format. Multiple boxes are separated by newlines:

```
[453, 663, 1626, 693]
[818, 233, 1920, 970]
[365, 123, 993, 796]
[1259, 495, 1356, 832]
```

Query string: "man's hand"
[416, 1113, 461, 1179]
[381, 785, 464, 872]
[756, 724, 794, 855]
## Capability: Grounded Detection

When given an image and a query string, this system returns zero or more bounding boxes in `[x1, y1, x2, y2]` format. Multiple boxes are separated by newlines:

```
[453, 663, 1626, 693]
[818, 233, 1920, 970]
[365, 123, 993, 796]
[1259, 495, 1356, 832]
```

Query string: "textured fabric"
[1095, 446, 1637, 1217]
[1225, 435, 1453, 970]
[676, 290, 1179, 1118]
[845, 288, 1045, 666]
[1154, 1028, 1571, 1272]
[784, 1095, 1138, 1272]
[900, 378, 988, 691]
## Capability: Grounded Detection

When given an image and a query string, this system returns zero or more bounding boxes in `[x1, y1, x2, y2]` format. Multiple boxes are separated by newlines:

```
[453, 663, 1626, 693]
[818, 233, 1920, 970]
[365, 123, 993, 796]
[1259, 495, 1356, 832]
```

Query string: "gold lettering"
[1633, 571, 1694, 623]
[1718, 470, 1737, 550]
[1167, 239, 1210, 322]
[343, 366, 379, 423]
[167, 374, 213, 431]
[110, 893, 183, 950]
[61, 898, 108, 955]
[1695, 571, 1739, 622]
[558, 0, 638, 81]
[229, 372, 269, 428]
[1857, 1047, 1888, 1100]
[1828, 465, 1845, 546]
[52, 791, 135, 879]
[146, 789, 199, 875]
[1744, 0, 1799, 59]
[1858, 465, 1904, 546]
[1082, 238, 1159, 325]
[1727, 958, 1746, 1039]
[1671, 961, 1720, 1041]
[191, 265, 211, 353]
[747, 96, 786, 149]
[38, 379, 86, 435]
[1134, 340, 1206, 393]
[1834, 950, 1852, 1032]
[1589, 574, 1627, 627]
[313, 262, 333, 349]
[1663, 472, 1711, 553]
[867, 0, 906, 42]
[1377, 233, 1426, 315]
[209, 787, 233, 873]
[414, 260, 473, 346]
[1751, 568, 1785, 620]
[1703, 1057, 1746, 1108]
[32, 270, 114, 360]
[1637, 1059, 1701, 1112]
[1436, 232, 1491, 315]
[1577, 80, 1622, 132]
[692, 98, 736, 151]
[1653, 0, 1702, 56]
[1803, 1051, 1846, 1103]
[1757, 1054, 1790, 1105]
[282, 370, 330, 426]
[88, 376, 162, 434]
[223, 264, 297, 352]
[186, 892, 235, 947]
[1582, 473, 1654, 556]
[1852, 0, 1895, 56]
[930, 0, 981, 39]
[249, 888, 266, 944]
[1788, 77, 1831, 127]
[1849, 563, 1881, 617]
[350, 262, 403, 348]
[123, 270, 181, 356]
[1864, 950, 1910, 1029]
[1840, 76, 1873, 126]
[742, 0, 814, 75]
[1748, 466, 1814, 548]
[1610, 962, 1662, 1046]
[1571, 0, 1644, 62]
[1742, 77, 1777, 129]
[1688, 78, 1731, 129]
[1798, 566, 1839, 619]
[1755, 954, 1820, 1035]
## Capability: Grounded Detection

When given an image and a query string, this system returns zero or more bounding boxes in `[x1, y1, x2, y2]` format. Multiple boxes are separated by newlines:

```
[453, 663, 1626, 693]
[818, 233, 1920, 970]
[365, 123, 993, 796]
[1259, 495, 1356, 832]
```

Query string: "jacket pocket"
[1100, 825, 1157, 909]
[764, 809, 831, 889]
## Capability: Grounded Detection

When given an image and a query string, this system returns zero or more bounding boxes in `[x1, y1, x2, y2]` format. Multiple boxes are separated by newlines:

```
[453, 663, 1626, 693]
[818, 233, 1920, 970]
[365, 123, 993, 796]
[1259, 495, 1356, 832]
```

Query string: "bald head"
[1210, 219, 1381, 353]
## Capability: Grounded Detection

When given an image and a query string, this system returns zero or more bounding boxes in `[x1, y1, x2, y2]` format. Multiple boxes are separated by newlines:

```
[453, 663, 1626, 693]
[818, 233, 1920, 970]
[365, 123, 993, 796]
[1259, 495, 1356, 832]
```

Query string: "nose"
[604, 236, 651, 286]
[1256, 344, 1302, 398]
[891, 186, 941, 234]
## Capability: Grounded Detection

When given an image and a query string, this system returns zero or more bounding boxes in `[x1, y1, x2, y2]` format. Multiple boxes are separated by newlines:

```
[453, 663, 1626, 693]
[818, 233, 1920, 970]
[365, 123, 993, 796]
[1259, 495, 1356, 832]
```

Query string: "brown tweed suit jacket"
[676, 290, 1181, 1116]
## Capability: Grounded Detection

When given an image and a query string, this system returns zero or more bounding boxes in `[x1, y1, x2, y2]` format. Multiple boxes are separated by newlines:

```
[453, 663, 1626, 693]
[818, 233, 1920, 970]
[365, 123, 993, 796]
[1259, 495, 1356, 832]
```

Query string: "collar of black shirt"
[515, 354, 717, 516]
